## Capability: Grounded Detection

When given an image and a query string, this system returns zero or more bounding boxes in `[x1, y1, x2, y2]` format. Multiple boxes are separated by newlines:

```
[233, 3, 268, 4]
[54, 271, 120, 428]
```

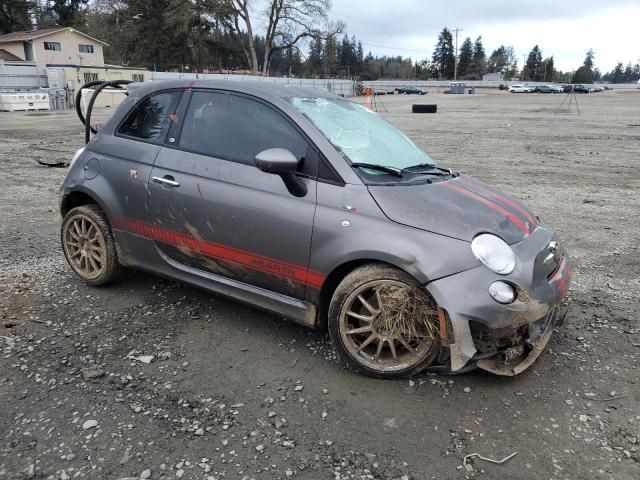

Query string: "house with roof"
[0, 27, 107, 67]
[0, 27, 148, 109]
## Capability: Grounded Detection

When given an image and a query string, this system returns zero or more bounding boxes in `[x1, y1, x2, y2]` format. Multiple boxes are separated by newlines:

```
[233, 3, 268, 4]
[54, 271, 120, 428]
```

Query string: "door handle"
[152, 175, 180, 187]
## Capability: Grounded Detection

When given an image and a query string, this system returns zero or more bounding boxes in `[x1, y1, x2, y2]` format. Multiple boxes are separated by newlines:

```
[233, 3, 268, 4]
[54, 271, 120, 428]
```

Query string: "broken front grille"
[469, 321, 528, 355]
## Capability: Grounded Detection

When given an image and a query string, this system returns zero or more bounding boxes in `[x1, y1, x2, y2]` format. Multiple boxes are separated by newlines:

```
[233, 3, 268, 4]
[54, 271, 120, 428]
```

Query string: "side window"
[118, 91, 181, 142]
[83, 72, 98, 84]
[179, 91, 308, 166]
[44, 41, 61, 51]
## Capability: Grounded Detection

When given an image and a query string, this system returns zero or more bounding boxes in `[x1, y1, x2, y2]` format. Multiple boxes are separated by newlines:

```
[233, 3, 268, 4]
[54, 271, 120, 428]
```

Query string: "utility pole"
[453, 28, 462, 80]
[521, 54, 526, 81]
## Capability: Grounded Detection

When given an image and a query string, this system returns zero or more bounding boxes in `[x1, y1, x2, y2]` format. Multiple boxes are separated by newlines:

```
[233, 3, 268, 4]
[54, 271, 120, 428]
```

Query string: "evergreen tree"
[48, 0, 89, 28]
[356, 40, 364, 66]
[457, 37, 473, 78]
[540, 56, 554, 82]
[488, 46, 504, 73]
[623, 63, 634, 82]
[307, 35, 324, 77]
[471, 36, 486, 77]
[583, 49, 595, 71]
[525, 45, 543, 81]
[0, 0, 33, 34]
[610, 63, 624, 83]
[572, 49, 595, 83]
[323, 35, 337, 77]
[338, 34, 356, 77]
[431, 27, 455, 79]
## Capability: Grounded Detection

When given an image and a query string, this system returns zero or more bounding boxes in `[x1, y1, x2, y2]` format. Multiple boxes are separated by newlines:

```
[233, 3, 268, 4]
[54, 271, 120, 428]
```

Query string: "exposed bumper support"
[476, 307, 559, 376]
[448, 317, 478, 372]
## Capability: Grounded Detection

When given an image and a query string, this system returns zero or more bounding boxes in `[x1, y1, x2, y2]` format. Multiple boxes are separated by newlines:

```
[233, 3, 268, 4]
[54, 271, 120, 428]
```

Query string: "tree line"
[1, 1, 638, 83]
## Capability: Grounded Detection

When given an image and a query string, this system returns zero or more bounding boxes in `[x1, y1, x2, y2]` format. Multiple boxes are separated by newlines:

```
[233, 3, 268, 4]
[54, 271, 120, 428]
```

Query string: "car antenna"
[554, 85, 581, 115]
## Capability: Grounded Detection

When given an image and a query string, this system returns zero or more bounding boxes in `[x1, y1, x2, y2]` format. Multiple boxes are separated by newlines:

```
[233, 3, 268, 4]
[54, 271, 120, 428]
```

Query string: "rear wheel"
[328, 264, 440, 378]
[61, 204, 121, 285]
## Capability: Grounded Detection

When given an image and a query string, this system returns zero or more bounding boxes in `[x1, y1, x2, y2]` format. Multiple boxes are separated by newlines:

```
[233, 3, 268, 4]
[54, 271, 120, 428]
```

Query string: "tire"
[61, 204, 122, 286]
[328, 264, 441, 378]
[412, 104, 437, 113]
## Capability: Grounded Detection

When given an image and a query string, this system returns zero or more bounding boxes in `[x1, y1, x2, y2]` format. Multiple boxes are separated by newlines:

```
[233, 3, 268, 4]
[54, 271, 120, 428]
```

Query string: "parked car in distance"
[395, 86, 427, 95]
[573, 84, 591, 93]
[60, 80, 570, 379]
[534, 85, 555, 93]
[508, 84, 533, 93]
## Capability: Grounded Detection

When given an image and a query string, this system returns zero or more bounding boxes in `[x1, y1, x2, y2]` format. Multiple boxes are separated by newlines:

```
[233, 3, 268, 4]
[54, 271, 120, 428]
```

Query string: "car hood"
[368, 176, 537, 244]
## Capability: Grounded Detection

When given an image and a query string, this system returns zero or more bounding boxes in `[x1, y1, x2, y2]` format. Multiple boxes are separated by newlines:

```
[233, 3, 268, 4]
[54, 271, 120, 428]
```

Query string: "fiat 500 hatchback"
[60, 80, 570, 378]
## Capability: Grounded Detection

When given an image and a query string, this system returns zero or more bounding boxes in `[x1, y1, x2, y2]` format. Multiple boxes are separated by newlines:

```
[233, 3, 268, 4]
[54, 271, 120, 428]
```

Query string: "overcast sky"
[329, 0, 640, 72]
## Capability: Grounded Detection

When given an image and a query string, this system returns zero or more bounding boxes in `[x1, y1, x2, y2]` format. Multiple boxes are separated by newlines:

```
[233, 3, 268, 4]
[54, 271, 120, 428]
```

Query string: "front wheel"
[61, 204, 122, 286]
[328, 264, 441, 378]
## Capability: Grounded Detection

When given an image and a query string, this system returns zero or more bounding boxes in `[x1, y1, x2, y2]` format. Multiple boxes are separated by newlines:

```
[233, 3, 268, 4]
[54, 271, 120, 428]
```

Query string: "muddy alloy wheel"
[328, 265, 440, 378]
[61, 205, 121, 285]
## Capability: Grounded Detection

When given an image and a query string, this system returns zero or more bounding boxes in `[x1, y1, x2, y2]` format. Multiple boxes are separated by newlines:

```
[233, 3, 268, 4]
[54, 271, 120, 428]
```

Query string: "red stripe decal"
[441, 181, 530, 235]
[459, 178, 537, 231]
[114, 218, 325, 289]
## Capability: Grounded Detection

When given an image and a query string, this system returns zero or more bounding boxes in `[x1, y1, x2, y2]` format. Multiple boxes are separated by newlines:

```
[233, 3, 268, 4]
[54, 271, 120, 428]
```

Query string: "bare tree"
[222, 0, 260, 73]
[224, 0, 342, 76]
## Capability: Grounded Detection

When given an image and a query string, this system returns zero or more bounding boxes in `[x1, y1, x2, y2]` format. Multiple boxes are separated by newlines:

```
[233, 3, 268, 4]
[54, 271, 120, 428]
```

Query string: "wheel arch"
[60, 190, 99, 217]
[60, 186, 114, 224]
[315, 258, 423, 330]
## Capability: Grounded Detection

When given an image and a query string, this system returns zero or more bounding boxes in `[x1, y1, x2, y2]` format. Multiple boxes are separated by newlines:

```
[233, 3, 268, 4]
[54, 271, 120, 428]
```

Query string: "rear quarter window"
[118, 91, 181, 143]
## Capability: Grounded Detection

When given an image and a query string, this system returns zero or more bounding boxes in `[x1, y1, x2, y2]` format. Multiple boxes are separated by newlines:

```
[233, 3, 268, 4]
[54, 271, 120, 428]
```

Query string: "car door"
[145, 89, 318, 300]
[97, 89, 182, 227]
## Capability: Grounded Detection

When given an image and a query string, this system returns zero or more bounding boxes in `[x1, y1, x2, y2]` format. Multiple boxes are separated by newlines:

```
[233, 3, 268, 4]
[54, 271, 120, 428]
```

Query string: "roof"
[128, 79, 342, 102]
[0, 27, 108, 46]
[0, 48, 23, 61]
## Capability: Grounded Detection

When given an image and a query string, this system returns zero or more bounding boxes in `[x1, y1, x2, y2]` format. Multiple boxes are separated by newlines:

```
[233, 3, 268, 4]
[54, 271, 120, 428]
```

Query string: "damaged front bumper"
[426, 226, 571, 376]
[473, 306, 566, 376]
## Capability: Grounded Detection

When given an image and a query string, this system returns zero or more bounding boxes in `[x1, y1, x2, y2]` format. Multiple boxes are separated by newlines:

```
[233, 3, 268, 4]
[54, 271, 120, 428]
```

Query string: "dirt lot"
[1, 90, 639, 480]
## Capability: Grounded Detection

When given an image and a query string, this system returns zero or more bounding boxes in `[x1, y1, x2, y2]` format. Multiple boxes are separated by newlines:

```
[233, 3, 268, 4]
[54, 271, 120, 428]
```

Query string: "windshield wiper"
[402, 163, 458, 176]
[351, 163, 404, 177]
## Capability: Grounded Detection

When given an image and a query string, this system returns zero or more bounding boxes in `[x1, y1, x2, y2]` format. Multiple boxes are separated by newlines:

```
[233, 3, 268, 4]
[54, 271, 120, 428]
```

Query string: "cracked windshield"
[291, 97, 436, 171]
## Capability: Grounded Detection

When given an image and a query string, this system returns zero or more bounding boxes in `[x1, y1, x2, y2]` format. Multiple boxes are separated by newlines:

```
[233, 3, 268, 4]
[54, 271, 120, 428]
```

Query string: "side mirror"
[255, 148, 299, 174]
[255, 148, 307, 197]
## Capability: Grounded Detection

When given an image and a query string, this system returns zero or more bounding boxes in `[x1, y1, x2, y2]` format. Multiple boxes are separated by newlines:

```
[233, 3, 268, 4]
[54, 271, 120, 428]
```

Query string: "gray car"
[59, 80, 570, 378]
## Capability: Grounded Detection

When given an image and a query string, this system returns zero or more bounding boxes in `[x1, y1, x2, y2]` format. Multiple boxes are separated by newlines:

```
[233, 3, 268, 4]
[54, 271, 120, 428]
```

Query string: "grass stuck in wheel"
[371, 284, 439, 341]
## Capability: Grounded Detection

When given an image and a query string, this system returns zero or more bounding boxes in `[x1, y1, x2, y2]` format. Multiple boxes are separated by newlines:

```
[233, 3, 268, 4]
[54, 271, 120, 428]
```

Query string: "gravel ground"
[1, 89, 639, 480]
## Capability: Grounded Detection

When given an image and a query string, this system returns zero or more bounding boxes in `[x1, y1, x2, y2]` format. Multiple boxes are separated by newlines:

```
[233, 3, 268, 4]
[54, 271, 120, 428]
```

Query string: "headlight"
[471, 234, 516, 275]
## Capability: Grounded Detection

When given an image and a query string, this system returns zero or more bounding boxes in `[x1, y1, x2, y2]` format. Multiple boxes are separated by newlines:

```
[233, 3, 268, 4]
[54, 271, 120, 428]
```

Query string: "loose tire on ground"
[328, 264, 441, 378]
[61, 204, 122, 286]
[412, 104, 437, 114]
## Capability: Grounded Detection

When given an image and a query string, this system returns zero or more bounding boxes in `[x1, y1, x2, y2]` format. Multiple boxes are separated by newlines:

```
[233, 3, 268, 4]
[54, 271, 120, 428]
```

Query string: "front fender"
[309, 182, 479, 302]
